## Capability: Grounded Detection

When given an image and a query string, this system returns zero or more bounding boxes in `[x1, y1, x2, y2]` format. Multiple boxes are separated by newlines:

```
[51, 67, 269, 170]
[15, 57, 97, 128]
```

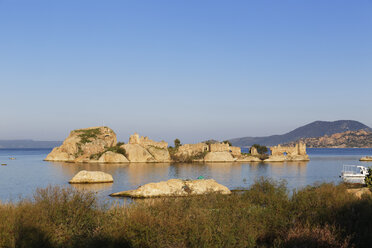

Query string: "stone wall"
[229, 146, 241, 157]
[250, 147, 259, 156]
[177, 143, 209, 157]
[209, 143, 230, 152]
[129, 133, 168, 149]
[270, 142, 307, 156]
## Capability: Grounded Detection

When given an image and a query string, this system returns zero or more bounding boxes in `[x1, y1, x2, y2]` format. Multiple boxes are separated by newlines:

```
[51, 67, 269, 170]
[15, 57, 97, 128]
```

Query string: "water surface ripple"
[1, 148, 372, 203]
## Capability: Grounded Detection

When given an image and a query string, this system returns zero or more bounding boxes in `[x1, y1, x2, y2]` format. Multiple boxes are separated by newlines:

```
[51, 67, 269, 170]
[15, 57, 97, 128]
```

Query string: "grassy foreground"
[0, 179, 371, 248]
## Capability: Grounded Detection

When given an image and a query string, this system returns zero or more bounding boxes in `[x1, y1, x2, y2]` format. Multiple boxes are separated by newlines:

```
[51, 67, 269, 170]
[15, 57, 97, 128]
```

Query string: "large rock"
[264, 155, 286, 162]
[204, 152, 234, 162]
[45, 126, 117, 162]
[264, 154, 310, 162]
[147, 146, 171, 162]
[236, 156, 262, 162]
[360, 156, 372, 161]
[69, 170, 114, 184]
[45, 149, 75, 162]
[110, 179, 231, 198]
[98, 151, 129, 163]
[122, 144, 155, 162]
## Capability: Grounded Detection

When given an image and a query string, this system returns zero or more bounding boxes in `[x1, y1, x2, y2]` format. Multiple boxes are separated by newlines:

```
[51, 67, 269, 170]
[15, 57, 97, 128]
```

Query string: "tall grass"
[0, 179, 371, 248]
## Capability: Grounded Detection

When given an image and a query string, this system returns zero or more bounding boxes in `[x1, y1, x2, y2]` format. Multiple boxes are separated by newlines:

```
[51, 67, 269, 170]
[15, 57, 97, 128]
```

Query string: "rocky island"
[45, 126, 310, 163]
[360, 156, 372, 162]
[110, 178, 231, 198]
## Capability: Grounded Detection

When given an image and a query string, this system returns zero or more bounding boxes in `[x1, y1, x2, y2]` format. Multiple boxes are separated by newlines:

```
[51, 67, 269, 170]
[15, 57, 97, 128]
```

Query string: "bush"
[251, 144, 268, 155]
[90, 145, 126, 160]
[365, 167, 372, 188]
[174, 139, 181, 148]
[1, 180, 372, 247]
[222, 140, 232, 146]
[76, 128, 102, 144]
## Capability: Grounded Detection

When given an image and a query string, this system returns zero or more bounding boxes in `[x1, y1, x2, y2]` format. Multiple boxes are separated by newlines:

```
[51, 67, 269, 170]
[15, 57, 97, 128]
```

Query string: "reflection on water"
[70, 182, 114, 192]
[127, 163, 171, 185]
[1, 148, 372, 203]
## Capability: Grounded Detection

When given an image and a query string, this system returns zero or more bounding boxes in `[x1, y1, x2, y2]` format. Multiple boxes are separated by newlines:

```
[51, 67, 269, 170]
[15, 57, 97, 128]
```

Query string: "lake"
[1, 148, 372, 203]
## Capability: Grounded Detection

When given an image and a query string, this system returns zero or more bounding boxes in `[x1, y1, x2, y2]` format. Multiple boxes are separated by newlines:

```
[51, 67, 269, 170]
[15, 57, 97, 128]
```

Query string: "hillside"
[0, 140, 62, 149]
[230, 120, 372, 147]
[285, 130, 372, 148]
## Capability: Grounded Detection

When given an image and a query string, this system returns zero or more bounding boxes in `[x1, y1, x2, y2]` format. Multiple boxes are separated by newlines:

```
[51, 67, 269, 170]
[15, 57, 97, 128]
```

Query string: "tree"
[222, 140, 232, 146]
[251, 144, 268, 155]
[365, 167, 372, 188]
[174, 139, 181, 148]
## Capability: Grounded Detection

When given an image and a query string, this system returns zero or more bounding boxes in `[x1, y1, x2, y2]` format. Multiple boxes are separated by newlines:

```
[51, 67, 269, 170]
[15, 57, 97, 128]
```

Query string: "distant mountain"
[230, 120, 372, 147]
[284, 130, 372, 148]
[0, 140, 62, 149]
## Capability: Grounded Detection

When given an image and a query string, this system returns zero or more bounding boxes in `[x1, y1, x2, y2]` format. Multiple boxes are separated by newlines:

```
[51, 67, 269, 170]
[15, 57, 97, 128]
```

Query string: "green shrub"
[1, 180, 372, 247]
[174, 139, 181, 148]
[76, 128, 102, 144]
[222, 140, 232, 146]
[365, 167, 372, 188]
[90, 145, 126, 160]
[251, 144, 268, 155]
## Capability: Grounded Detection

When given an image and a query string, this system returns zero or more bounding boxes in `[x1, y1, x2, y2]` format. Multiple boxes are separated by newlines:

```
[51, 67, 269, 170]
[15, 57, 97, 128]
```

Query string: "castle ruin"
[129, 133, 168, 149]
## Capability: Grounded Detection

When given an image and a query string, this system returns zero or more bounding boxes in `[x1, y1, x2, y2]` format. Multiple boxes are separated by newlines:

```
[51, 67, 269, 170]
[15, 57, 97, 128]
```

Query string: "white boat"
[340, 165, 369, 184]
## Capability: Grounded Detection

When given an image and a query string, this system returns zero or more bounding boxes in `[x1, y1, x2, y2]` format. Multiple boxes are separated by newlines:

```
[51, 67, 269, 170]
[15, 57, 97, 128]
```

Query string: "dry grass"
[0, 179, 371, 248]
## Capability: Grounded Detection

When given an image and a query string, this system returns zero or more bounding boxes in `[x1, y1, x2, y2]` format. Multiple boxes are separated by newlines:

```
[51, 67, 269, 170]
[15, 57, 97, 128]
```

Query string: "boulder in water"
[110, 178, 231, 198]
[69, 170, 114, 184]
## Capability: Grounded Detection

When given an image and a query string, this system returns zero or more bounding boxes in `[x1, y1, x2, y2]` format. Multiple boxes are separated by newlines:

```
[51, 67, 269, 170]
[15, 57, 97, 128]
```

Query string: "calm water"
[1, 148, 372, 203]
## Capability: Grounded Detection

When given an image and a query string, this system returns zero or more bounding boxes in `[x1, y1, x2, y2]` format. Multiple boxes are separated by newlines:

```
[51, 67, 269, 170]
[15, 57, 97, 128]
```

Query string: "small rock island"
[110, 179, 231, 198]
[45, 126, 310, 163]
[360, 156, 372, 162]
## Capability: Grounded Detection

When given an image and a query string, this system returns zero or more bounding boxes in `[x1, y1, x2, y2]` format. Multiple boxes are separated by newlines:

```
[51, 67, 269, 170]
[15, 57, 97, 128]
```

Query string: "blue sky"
[0, 0, 371, 143]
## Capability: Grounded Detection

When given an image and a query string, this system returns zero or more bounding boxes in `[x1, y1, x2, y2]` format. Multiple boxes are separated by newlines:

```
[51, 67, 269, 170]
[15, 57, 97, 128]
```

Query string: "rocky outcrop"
[45, 129, 172, 163]
[236, 155, 262, 162]
[264, 155, 309, 162]
[45, 128, 247, 163]
[360, 156, 372, 161]
[98, 151, 129, 163]
[147, 146, 171, 162]
[110, 179, 231, 198]
[286, 130, 372, 148]
[45, 126, 117, 162]
[69, 170, 114, 184]
[122, 144, 156, 162]
[204, 152, 235, 162]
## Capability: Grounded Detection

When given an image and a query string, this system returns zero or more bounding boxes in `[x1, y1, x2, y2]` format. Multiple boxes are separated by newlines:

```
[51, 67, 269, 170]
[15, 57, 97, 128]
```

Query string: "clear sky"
[0, 0, 371, 143]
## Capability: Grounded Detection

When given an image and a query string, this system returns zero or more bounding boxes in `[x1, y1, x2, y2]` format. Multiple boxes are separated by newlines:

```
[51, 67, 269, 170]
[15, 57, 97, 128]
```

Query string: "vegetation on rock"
[1, 179, 371, 248]
[174, 138, 181, 148]
[90, 143, 126, 160]
[251, 144, 268, 155]
[222, 140, 232, 146]
[75, 128, 102, 144]
[169, 150, 208, 163]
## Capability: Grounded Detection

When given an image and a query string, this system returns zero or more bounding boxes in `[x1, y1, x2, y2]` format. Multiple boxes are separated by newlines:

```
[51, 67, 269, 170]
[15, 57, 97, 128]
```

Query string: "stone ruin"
[129, 133, 168, 149]
[176, 143, 209, 157]
[266, 142, 309, 162]
[209, 143, 230, 152]
[229, 146, 242, 157]
[270, 142, 307, 156]
[250, 146, 259, 156]
[176, 142, 242, 158]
